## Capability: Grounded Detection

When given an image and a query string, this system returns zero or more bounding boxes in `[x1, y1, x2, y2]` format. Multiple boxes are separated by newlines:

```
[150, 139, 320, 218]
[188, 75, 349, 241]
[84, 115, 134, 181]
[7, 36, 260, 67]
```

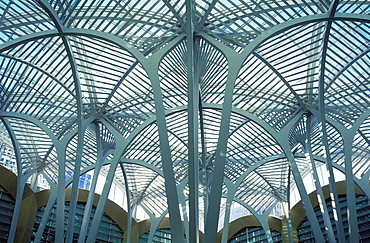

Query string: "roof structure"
[0, 0, 369, 242]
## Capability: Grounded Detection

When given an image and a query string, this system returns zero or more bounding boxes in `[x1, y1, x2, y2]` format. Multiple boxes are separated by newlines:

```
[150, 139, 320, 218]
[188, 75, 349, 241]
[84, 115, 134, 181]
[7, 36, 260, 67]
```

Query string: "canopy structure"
[0, 0, 369, 242]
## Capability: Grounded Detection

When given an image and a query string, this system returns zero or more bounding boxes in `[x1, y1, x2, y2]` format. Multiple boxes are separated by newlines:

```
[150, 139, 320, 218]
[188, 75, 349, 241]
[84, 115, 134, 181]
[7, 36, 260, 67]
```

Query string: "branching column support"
[186, 0, 200, 242]
[220, 182, 276, 243]
[86, 157, 121, 243]
[86, 120, 126, 243]
[33, 183, 58, 242]
[306, 115, 336, 243]
[120, 162, 133, 243]
[86, 136, 125, 243]
[65, 118, 87, 243]
[281, 141, 325, 242]
[220, 182, 236, 243]
[318, 1, 346, 242]
[342, 128, 359, 242]
[203, 49, 240, 243]
[258, 215, 273, 243]
[146, 210, 168, 242]
[285, 166, 294, 243]
[145, 58, 185, 242]
[2, 118, 28, 243]
[62, 34, 85, 242]
[35, 1, 86, 240]
[45, 4, 85, 238]
[78, 122, 104, 243]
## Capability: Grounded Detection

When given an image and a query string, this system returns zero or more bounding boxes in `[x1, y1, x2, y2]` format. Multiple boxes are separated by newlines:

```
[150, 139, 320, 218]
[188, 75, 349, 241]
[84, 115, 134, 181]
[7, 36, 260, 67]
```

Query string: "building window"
[31, 202, 123, 243]
[139, 228, 172, 243]
[297, 194, 370, 242]
[0, 186, 15, 242]
[228, 226, 282, 243]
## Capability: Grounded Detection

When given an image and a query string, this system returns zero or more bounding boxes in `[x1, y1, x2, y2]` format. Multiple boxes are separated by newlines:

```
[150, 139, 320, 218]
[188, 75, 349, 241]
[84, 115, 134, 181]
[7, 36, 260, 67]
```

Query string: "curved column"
[350, 110, 370, 198]
[85, 120, 127, 243]
[2, 118, 29, 243]
[317, 1, 346, 241]
[145, 210, 168, 243]
[8, 175, 27, 243]
[203, 44, 241, 243]
[58, 33, 84, 243]
[257, 215, 273, 243]
[27, 2, 84, 241]
[280, 140, 325, 242]
[144, 51, 185, 242]
[342, 129, 360, 242]
[186, 0, 200, 241]
[33, 184, 58, 242]
[306, 115, 336, 243]
[0, 112, 60, 144]
[220, 182, 237, 243]
[315, 116, 361, 242]
[77, 122, 104, 243]
[220, 178, 282, 243]
[120, 162, 133, 243]
[65, 117, 87, 243]
[220, 196, 277, 243]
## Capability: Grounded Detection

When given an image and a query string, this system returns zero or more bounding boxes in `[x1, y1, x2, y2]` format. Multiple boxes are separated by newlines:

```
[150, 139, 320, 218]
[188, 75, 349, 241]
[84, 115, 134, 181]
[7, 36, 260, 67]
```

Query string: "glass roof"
[0, 0, 370, 240]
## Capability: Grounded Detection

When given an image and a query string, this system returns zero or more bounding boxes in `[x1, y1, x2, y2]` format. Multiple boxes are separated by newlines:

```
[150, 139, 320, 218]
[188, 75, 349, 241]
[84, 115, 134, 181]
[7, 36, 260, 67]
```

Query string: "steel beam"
[2, 118, 27, 243]
[282, 141, 326, 242]
[186, 0, 200, 242]
[306, 115, 336, 243]
[318, 2, 346, 241]
[144, 55, 185, 242]
[343, 130, 360, 242]
[85, 121, 127, 243]
[77, 122, 104, 243]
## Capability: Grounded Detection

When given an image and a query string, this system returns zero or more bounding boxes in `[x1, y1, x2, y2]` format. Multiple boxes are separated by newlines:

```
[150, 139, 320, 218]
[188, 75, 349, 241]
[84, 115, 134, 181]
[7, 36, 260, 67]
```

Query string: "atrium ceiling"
[0, 0, 369, 242]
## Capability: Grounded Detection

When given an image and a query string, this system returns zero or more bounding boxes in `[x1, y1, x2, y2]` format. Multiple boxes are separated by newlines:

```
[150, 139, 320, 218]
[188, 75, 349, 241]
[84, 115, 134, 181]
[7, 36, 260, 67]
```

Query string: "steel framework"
[0, 0, 370, 242]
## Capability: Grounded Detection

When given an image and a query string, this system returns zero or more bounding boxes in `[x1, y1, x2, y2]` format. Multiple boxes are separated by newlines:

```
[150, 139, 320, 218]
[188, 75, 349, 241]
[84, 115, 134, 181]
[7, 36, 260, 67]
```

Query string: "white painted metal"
[0, 0, 369, 242]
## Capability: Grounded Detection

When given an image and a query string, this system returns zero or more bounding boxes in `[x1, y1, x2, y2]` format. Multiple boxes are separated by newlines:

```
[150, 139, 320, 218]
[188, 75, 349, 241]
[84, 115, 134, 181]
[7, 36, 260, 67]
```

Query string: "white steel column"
[85, 118, 128, 243]
[186, 0, 199, 242]
[281, 141, 326, 242]
[65, 119, 87, 243]
[120, 162, 133, 243]
[203, 52, 240, 243]
[55, 142, 67, 240]
[145, 56, 185, 242]
[306, 115, 336, 243]
[33, 184, 58, 242]
[342, 129, 359, 242]
[258, 216, 273, 243]
[220, 184, 235, 243]
[2, 118, 28, 243]
[318, 2, 346, 241]
[286, 166, 294, 243]
[146, 210, 168, 242]
[78, 122, 104, 243]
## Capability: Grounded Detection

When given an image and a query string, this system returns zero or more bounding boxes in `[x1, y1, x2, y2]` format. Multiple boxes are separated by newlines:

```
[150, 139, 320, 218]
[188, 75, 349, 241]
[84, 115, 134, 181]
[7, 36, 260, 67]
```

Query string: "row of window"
[32, 202, 123, 243]
[228, 227, 282, 243]
[0, 186, 14, 241]
[0, 184, 369, 243]
[297, 195, 370, 242]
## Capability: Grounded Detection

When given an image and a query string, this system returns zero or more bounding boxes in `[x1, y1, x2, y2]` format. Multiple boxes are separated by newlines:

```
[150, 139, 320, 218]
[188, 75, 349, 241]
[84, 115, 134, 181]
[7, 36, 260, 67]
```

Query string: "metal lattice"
[0, 0, 369, 242]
